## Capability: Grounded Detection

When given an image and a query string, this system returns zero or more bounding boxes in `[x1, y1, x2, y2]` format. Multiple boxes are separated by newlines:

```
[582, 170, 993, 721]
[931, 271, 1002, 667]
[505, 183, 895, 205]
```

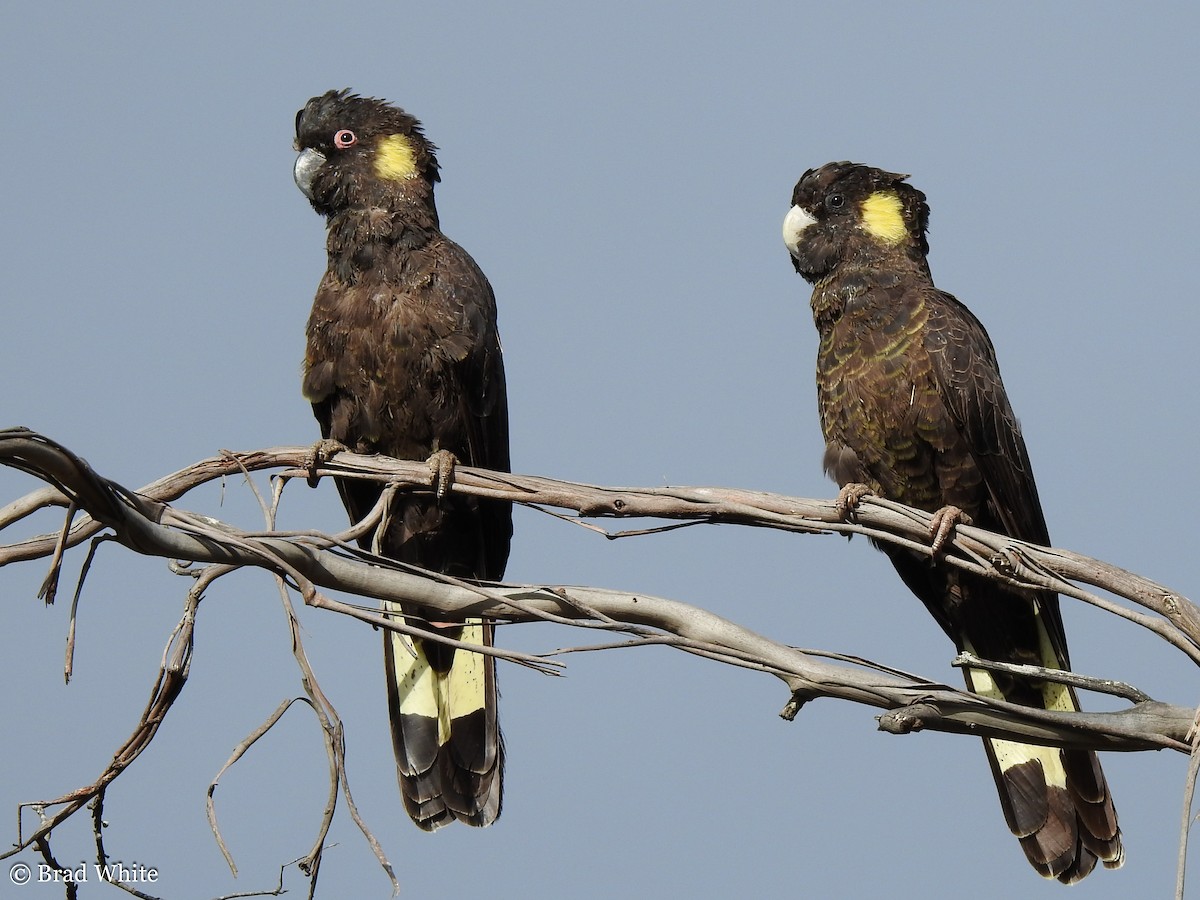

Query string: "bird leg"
[427, 449, 458, 500]
[304, 438, 348, 487]
[929, 505, 972, 555]
[835, 482, 874, 520]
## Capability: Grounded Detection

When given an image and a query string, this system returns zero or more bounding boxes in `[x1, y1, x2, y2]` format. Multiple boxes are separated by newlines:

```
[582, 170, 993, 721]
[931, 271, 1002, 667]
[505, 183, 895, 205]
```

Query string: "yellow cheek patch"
[860, 191, 908, 244]
[374, 134, 419, 181]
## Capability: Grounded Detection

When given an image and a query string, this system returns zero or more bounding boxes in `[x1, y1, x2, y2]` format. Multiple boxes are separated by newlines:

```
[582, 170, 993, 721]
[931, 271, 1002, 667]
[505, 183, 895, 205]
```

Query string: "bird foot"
[929, 505, 972, 555]
[427, 449, 458, 500]
[305, 438, 348, 487]
[835, 482, 874, 520]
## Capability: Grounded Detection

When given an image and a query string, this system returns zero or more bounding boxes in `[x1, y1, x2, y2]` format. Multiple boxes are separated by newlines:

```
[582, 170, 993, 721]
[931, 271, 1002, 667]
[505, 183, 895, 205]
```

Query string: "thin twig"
[64, 535, 111, 684]
[2, 573, 198, 860]
[207, 698, 309, 876]
[37, 500, 77, 605]
[952, 652, 1155, 703]
[1177, 706, 1200, 900]
[91, 789, 161, 899]
[34, 835, 79, 900]
[211, 858, 296, 899]
[262, 475, 398, 895]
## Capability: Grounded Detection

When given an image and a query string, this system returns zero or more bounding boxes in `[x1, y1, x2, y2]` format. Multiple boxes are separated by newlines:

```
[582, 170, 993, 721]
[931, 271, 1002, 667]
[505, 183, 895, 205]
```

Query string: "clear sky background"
[1, 2, 1197, 898]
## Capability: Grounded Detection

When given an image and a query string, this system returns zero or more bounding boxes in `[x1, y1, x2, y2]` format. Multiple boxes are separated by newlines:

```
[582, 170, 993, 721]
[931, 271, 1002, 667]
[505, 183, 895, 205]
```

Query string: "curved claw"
[305, 438, 348, 487]
[929, 504, 972, 555]
[428, 449, 459, 499]
[835, 482, 874, 520]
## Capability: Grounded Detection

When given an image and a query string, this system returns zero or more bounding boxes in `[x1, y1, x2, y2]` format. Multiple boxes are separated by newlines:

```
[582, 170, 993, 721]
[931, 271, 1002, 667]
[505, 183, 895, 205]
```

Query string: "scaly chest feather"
[304, 272, 474, 456]
[814, 298, 956, 509]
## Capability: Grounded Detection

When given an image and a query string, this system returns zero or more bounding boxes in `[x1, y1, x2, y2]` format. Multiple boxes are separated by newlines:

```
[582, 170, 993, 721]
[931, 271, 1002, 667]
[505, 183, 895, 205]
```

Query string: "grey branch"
[5, 425, 1200, 894]
[0, 427, 1193, 758]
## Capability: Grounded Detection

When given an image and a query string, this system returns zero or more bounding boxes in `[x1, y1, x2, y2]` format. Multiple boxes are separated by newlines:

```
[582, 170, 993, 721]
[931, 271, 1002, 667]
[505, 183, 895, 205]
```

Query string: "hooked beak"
[293, 147, 326, 202]
[782, 204, 817, 257]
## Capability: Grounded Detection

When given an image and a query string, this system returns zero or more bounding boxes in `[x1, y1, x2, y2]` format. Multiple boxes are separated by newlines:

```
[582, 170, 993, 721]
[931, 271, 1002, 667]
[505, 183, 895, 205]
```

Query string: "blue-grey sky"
[1, 2, 1197, 897]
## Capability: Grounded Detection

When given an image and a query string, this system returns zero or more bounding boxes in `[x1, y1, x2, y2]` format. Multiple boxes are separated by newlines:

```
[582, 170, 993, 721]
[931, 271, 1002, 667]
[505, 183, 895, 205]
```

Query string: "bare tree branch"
[0, 428, 1193, 749]
[0, 427, 1196, 890]
[1, 429, 1192, 656]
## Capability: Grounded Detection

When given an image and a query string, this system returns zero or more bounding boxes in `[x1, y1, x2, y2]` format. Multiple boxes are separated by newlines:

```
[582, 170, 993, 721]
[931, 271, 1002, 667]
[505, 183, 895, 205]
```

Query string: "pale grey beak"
[293, 147, 326, 201]
[782, 204, 817, 257]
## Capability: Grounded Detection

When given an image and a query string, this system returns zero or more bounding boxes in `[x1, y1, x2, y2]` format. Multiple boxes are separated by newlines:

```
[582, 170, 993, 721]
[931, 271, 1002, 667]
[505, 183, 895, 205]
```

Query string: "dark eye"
[333, 129, 357, 149]
[826, 193, 845, 211]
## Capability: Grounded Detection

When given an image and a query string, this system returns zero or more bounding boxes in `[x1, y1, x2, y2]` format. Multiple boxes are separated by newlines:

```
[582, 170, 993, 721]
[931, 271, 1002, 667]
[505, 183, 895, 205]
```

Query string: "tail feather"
[385, 610, 502, 831]
[984, 740, 1094, 882]
[967, 653, 1122, 883]
[1064, 748, 1124, 869]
